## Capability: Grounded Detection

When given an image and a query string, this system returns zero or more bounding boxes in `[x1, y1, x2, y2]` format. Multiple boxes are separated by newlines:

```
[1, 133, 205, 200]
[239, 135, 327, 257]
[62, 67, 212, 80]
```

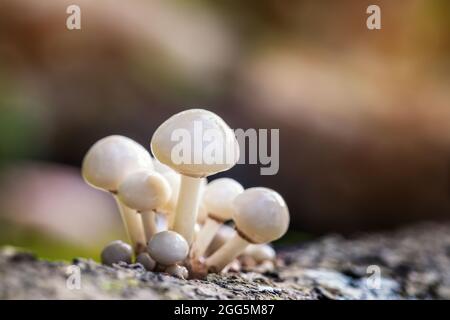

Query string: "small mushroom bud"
[206, 187, 289, 272]
[82, 136, 152, 192]
[165, 264, 189, 279]
[243, 244, 276, 263]
[191, 178, 244, 259]
[118, 170, 171, 242]
[151, 109, 239, 245]
[147, 231, 189, 266]
[101, 240, 133, 266]
[136, 252, 156, 271]
[153, 160, 181, 229]
[82, 135, 152, 253]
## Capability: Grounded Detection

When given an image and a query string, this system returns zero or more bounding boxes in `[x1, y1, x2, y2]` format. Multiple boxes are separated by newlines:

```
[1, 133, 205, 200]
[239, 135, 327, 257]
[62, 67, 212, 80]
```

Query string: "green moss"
[0, 218, 102, 262]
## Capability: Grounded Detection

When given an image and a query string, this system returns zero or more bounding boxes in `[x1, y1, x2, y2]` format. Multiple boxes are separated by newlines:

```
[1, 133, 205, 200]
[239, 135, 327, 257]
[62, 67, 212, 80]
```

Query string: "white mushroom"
[243, 244, 276, 263]
[147, 231, 189, 266]
[101, 240, 133, 266]
[191, 178, 244, 259]
[165, 264, 189, 279]
[82, 135, 151, 253]
[152, 159, 181, 229]
[151, 109, 239, 245]
[205, 187, 289, 272]
[118, 170, 171, 242]
[136, 252, 156, 271]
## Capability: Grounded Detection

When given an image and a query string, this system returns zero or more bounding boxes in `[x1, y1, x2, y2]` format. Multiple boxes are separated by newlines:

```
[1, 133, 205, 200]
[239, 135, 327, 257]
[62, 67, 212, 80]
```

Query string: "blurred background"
[0, 0, 449, 260]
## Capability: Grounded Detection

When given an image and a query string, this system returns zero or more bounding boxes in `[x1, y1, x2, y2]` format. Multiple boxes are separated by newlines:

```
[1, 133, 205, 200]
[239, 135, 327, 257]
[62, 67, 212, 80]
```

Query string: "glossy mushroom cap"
[150, 109, 239, 178]
[165, 264, 189, 279]
[118, 170, 171, 211]
[136, 252, 156, 271]
[147, 231, 189, 266]
[233, 187, 289, 244]
[244, 244, 276, 263]
[153, 160, 181, 209]
[82, 135, 152, 192]
[203, 178, 244, 221]
[101, 240, 133, 266]
[153, 159, 175, 175]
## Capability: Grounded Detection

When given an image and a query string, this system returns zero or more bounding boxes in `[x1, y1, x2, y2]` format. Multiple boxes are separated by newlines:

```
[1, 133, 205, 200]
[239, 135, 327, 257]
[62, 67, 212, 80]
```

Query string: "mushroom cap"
[153, 159, 175, 175]
[233, 187, 289, 244]
[244, 244, 276, 263]
[82, 135, 152, 192]
[147, 231, 189, 265]
[101, 240, 133, 266]
[203, 178, 244, 221]
[165, 264, 189, 279]
[153, 159, 181, 211]
[136, 252, 156, 271]
[118, 170, 171, 211]
[150, 109, 239, 177]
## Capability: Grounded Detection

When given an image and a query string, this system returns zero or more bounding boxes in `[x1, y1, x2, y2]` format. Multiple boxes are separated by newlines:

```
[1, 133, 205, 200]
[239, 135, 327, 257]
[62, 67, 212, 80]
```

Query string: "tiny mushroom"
[243, 244, 276, 263]
[165, 264, 189, 279]
[82, 135, 152, 253]
[118, 170, 171, 242]
[191, 178, 244, 259]
[101, 240, 133, 266]
[136, 252, 156, 271]
[151, 109, 239, 245]
[147, 231, 189, 266]
[205, 187, 289, 272]
[152, 159, 181, 228]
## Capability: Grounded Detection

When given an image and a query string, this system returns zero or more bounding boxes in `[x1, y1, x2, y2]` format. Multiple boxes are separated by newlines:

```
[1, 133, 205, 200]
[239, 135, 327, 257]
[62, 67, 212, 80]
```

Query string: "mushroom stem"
[172, 175, 203, 245]
[205, 233, 248, 272]
[191, 218, 221, 259]
[167, 211, 176, 230]
[141, 210, 158, 242]
[113, 195, 146, 254]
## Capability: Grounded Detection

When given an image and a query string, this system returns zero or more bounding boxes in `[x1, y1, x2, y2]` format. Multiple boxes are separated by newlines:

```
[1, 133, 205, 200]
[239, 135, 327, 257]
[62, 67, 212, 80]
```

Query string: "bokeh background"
[0, 0, 449, 260]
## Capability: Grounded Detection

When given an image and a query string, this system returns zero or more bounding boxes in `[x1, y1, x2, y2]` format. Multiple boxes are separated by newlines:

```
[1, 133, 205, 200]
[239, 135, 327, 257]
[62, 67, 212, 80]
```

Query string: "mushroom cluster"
[82, 109, 289, 279]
